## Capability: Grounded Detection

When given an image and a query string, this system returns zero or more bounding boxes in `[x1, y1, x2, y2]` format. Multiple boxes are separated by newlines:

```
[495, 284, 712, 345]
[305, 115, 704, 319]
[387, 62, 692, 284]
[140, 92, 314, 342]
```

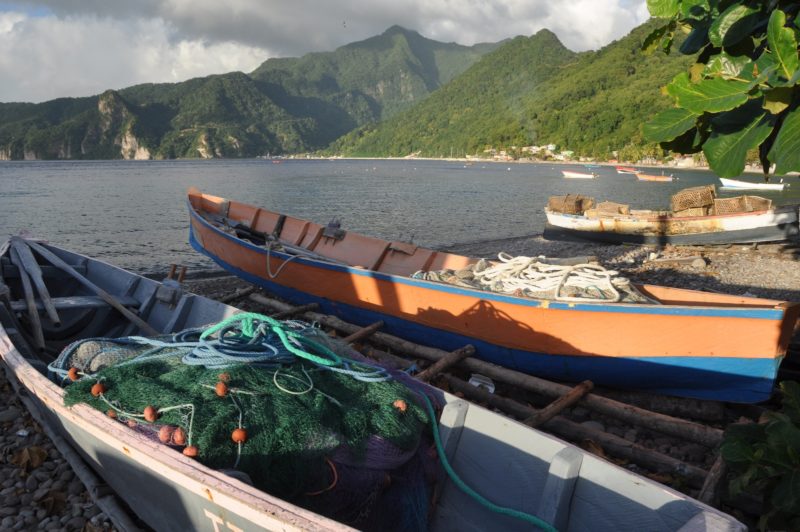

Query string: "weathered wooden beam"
[524, 380, 594, 428]
[10, 295, 141, 312]
[218, 285, 258, 304]
[415, 346, 473, 382]
[10, 239, 60, 324]
[341, 321, 383, 344]
[698, 453, 727, 507]
[443, 375, 707, 488]
[18, 238, 158, 337]
[248, 292, 724, 447]
[269, 302, 320, 319]
[2, 263, 87, 278]
[9, 246, 46, 350]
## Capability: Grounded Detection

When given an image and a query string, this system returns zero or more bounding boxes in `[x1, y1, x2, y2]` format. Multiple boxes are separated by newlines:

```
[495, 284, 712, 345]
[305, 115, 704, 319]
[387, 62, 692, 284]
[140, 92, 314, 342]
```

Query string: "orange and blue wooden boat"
[187, 188, 800, 403]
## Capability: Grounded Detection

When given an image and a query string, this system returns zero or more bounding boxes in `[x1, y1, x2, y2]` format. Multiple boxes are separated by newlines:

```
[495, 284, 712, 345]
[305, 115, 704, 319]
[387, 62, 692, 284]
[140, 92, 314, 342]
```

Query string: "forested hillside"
[0, 26, 496, 160]
[334, 22, 692, 160]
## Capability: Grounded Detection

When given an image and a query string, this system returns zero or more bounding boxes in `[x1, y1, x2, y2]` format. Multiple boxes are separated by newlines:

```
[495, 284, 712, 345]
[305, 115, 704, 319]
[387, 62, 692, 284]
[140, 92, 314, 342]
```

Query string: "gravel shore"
[2, 233, 799, 529]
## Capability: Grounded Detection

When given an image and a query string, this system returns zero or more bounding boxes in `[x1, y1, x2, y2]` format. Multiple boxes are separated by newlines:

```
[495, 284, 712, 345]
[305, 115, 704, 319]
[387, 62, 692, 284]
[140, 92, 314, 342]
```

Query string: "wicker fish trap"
[671, 185, 716, 212]
[673, 207, 708, 218]
[547, 195, 595, 214]
[713, 196, 749, 215]
[596, 201, 630, 215]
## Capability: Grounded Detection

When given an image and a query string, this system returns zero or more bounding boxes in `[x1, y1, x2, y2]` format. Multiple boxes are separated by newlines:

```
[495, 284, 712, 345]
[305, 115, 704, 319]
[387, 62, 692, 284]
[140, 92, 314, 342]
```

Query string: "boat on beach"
[636, 172, 674, 182]
[720, 177, 787, 191]
[544, 186, 800, 247]
[562, 170, 597, 179]
[0, 237, 747, 531]
[188, 188, 800, 403]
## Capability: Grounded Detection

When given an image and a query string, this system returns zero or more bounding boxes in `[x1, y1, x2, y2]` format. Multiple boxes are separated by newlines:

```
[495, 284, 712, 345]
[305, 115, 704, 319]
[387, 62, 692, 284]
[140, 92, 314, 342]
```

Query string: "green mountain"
[334, 22, 693, 159]
[0, 26, 498, 160]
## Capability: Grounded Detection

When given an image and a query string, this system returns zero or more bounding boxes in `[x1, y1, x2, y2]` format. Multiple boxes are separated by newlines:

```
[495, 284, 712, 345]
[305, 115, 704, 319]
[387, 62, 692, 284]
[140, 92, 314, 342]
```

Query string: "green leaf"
[643, 24, 670, 55]
[680, 0, 709, 20]
[705, 52, 753, 79]
[647, 0, 680, 18]
[763, 87, 794, 114]
[768, 10, 800, 81]
[666, 72, 752, 113]
[769, 106, 800, 174]
[680, 23, 711, 54]
[772, 470, 800, 512]
[721, 439, 757, 463]
[644, 108, 700, 142]
[704, 100, 774, 177]
[709, 4, 761, 48]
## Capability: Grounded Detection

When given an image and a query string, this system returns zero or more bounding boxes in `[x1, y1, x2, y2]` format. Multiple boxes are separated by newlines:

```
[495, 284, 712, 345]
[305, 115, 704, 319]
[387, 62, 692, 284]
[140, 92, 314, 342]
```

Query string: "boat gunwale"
[0, 324, 352, 532]
[188, 196, 795, 318]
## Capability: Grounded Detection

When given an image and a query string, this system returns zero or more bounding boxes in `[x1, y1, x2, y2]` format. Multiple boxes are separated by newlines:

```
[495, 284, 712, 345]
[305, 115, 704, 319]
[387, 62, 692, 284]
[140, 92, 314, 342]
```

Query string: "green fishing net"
[56, 314, 436, 530]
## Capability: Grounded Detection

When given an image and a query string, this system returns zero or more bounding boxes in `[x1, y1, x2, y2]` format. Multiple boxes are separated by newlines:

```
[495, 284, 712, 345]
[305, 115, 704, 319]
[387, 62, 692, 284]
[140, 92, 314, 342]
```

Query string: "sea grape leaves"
[708, 4, 761, 48]
[647, 0, 680, 19]
[767, 10, 799, 83]
[768, 106, 800, 175]
[703, 100, 773, 177]
[643, 107, 699, 142]
[666, 72, 751, 113]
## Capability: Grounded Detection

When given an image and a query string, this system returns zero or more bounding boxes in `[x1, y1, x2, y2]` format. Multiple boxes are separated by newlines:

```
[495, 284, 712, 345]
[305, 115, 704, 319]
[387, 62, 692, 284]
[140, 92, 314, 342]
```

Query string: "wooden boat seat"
[376, 244, 435, 276]
[11, 295, 140, 312]
[311, 231, 390, 269]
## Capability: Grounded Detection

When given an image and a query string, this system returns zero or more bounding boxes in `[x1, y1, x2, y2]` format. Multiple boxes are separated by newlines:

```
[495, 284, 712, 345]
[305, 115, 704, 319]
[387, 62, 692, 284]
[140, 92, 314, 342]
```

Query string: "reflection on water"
[1, 159, 797, 274]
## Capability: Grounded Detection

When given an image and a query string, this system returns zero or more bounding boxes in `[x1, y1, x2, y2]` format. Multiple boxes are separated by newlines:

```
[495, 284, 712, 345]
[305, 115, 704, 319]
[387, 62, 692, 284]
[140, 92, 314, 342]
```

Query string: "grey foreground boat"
[0, 237, 745, 532]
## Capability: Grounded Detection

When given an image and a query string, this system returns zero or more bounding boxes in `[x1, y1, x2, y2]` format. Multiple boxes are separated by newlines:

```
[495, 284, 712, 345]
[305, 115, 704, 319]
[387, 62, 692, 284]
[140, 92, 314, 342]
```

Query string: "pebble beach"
[2, 233, 800, 529]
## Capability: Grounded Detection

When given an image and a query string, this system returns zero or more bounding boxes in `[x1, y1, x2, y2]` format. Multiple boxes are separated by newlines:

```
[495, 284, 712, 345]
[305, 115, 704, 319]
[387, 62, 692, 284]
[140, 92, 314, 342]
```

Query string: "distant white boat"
[719, 177, 787, 191]
[562, 170, 597, 179]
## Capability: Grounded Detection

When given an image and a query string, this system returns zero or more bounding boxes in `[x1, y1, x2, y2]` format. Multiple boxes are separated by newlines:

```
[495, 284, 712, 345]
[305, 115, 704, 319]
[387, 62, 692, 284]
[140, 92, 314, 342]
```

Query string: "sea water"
[0, 158, 793, 274]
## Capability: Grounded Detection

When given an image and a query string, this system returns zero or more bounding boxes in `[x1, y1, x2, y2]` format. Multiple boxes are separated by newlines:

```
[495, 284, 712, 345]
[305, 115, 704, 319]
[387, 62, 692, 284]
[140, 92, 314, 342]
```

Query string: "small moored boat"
[562, 170, 597, 179]
[720, 177, 787, 191]
[0, 238, 747, 531]
[188, 188, 800, 403]
[636, 172, 674, 182]
[615, 166, 637, 174]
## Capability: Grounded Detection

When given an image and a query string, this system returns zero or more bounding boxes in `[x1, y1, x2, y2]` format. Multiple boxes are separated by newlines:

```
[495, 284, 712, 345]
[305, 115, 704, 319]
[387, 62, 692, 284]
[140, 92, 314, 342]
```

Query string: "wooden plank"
[269, 302, 320, 319]
[524, 380, 594, 428]
[218, 285, 257, 304]
[17, 239, 159, 336]
[415, 346, 473, 382]
[341, 321, 383, 344]
[9, 246, 45, 350]
[248, 293, 725, 448]
[3, 263, 87, 278]
[698, 453, 727, 507]
[10, 239, 60, 324]
[10, 295, 141, 312]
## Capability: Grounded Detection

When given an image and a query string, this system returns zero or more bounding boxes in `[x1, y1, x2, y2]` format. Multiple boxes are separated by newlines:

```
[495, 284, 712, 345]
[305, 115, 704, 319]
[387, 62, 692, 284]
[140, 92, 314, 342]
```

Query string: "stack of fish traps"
[547, 195, 594, 214]
[713, 195, 772, 215]
[670, 185, 772, 217]
[670, 185, 716, 217]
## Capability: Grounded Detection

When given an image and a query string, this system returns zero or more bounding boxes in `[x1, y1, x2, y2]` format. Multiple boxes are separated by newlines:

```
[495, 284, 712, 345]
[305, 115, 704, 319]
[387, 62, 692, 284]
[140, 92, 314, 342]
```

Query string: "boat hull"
[544, 207, 800, 246]
[188, 198, 800, 403]
[562, 171, 596, 179]
[0, 241, 747, 532]
[719, 177, 786, 191]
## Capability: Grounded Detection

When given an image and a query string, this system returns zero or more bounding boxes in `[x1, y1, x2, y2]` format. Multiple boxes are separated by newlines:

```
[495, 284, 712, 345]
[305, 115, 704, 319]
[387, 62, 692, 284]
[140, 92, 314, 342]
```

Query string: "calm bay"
[1, 158, 796, 275]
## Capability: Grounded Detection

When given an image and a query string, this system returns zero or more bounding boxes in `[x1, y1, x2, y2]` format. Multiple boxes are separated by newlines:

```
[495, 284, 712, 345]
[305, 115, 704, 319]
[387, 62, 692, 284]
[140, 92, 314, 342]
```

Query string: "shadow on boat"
[40, 385, 721, 532]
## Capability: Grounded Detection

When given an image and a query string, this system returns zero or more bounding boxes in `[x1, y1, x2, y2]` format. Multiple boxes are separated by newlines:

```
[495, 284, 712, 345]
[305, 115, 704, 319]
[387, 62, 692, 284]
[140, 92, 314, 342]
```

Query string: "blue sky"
[0, 1, 650, 103]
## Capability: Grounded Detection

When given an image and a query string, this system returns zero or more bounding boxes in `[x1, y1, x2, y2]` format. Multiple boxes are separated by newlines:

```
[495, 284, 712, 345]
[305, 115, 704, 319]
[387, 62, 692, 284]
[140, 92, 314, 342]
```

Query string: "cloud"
[0, 1, 649, 103]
